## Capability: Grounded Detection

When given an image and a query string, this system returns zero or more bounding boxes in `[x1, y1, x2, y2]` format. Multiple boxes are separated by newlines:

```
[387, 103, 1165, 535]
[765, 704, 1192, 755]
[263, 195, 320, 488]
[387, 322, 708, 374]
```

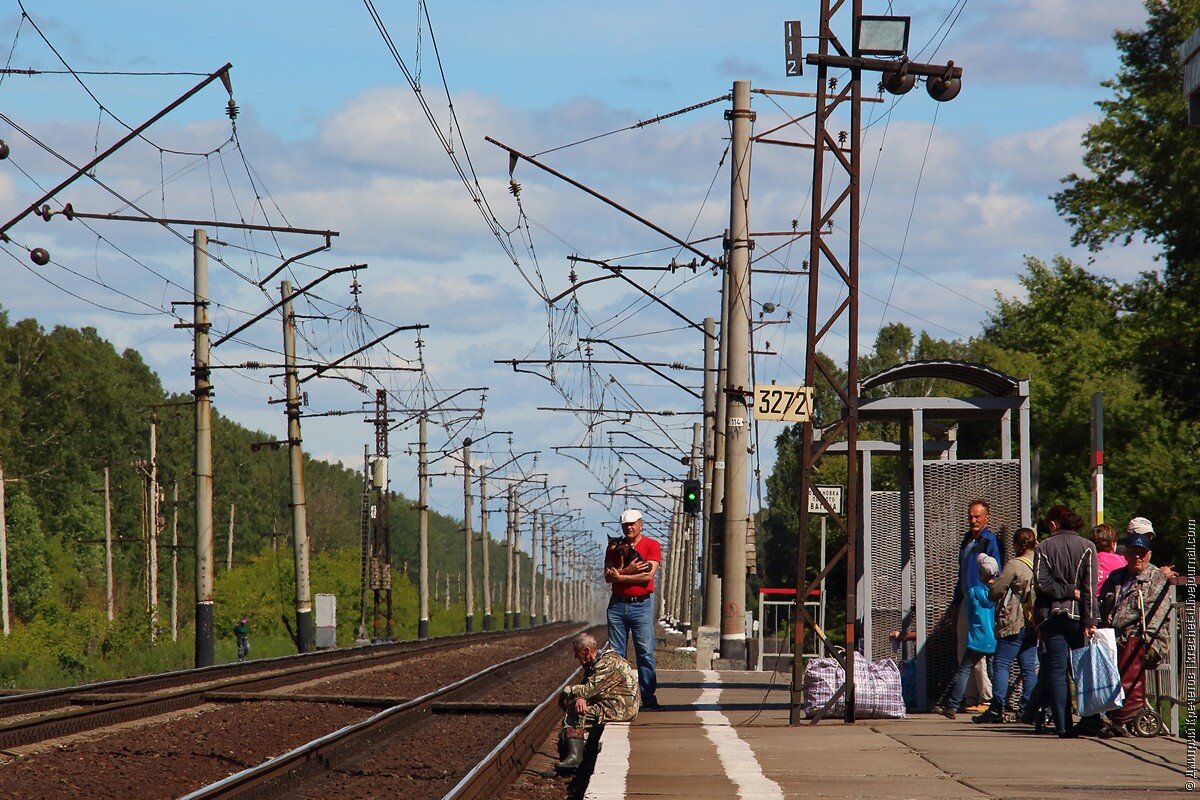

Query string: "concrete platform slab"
[584, 669, 1190, 799]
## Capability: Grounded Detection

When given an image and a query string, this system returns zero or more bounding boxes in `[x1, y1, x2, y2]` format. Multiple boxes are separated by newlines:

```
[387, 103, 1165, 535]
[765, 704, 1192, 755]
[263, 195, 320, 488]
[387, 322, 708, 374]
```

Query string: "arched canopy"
[860, 360, 1021, 397]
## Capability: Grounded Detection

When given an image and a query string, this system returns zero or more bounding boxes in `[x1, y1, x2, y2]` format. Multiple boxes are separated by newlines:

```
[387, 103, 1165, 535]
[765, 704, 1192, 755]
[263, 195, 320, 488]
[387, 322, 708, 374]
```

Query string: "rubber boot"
[554, 728, 587, 772]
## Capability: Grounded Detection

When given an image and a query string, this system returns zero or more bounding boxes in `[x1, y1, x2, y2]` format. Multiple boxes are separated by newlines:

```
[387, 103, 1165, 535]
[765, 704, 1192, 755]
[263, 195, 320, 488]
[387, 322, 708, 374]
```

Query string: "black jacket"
[1033, 529, 1097, 627]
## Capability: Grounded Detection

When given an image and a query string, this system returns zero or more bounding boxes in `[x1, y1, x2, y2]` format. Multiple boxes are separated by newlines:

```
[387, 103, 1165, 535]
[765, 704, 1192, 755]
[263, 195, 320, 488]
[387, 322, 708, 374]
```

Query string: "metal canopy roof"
[859, 359, 1022, 397]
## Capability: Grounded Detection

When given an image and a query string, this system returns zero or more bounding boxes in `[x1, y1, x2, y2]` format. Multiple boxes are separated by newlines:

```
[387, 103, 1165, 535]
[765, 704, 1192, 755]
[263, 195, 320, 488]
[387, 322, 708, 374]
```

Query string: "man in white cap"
[1126, 516, 1179, 579]
[605, 509, 662, 709]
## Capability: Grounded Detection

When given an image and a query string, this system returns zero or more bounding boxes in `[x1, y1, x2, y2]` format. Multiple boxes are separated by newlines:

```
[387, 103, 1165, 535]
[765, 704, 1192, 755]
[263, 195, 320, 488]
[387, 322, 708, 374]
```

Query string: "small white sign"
[808, 485, 844, 515]
[753, 385, 812, 422]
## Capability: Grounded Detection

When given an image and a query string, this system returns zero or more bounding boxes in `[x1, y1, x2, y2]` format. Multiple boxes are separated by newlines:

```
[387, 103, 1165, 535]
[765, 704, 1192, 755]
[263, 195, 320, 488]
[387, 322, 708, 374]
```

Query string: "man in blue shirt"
[950, 499, 1002, 709]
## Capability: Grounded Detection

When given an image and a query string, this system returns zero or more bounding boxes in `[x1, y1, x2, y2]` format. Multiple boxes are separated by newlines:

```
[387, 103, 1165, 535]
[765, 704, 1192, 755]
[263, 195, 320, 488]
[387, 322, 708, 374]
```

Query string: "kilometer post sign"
[752, 384, 813, 422]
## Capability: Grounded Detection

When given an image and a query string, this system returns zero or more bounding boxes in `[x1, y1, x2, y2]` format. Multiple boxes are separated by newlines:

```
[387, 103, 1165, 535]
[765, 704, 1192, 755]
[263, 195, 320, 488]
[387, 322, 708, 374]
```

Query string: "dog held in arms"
[605, 535, 653, 578]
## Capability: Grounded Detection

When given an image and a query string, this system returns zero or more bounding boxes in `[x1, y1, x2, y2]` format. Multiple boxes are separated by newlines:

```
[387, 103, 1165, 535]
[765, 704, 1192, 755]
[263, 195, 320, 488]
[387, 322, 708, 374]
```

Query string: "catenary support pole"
[418, 415, 430, 639]
[529, 511, 539, 626]
[226, 503, 236, 572]
[720, 80, 753, 663]
[149, 414, 159, 643]
[701, 316, 720, 628]
[194, 228, 215, 668]
[281, 280, 314, 653]
[0, 462, 8, 637]
[104, 466, 114, 622]
[504, 485, 514, 629]
[1091, 392, 1104, 525]
[171, 482, 179, 642]
[480, 466, 493, 631]
[462, 439, 474, 632]
[541, 519, 550, 625]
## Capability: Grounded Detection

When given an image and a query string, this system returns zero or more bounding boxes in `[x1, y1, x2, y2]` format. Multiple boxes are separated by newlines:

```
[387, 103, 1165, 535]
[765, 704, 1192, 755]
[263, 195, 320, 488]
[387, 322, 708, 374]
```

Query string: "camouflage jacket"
[562, 647, 639, 722]
[1099, 563, 1172, 661]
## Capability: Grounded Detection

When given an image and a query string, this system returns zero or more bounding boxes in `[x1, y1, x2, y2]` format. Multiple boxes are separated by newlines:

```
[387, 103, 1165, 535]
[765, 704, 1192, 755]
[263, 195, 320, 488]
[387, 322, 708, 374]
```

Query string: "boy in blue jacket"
[933, 554, 999, 718]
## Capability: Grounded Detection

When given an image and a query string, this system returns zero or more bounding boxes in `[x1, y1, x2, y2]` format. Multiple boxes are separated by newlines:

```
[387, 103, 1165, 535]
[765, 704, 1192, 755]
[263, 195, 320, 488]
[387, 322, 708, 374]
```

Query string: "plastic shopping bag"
[1071, 629, 1125, 717]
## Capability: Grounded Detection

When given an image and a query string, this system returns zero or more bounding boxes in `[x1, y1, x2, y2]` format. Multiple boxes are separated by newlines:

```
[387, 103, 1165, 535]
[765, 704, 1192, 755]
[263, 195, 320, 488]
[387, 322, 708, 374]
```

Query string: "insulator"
[508, 179, 521, 196]
[926, 75, 962, 102]
[883, 71, 916, 96]
[30, 247, 50, 266]
[0, 139, 9, 159]
[226, 99, 240, 120]
[38, 204, 53, 221]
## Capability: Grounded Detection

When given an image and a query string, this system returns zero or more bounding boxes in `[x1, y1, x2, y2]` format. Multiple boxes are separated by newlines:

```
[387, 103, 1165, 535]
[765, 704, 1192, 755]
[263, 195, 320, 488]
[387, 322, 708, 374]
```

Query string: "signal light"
[682, 478, 701, 514]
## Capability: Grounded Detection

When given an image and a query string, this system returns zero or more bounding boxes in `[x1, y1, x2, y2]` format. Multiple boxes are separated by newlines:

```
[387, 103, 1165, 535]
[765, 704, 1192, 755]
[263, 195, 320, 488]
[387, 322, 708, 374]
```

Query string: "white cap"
[1126, 516, 1154, 536]
[976, 553, 999, 578]
[620, 509, 643, 524]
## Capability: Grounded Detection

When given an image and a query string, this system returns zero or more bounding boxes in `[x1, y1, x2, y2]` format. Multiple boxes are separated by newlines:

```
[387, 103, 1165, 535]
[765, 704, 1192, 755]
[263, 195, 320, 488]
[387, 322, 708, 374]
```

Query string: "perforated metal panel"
[922, 460, 1021, 701]
[868, 491, 913, 662]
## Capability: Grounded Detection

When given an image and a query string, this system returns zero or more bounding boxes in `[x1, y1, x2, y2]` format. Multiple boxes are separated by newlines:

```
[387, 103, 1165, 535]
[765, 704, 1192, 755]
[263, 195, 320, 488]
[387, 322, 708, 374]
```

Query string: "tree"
[5, 491, 51, 621]
[1053, 0, 1200, 415]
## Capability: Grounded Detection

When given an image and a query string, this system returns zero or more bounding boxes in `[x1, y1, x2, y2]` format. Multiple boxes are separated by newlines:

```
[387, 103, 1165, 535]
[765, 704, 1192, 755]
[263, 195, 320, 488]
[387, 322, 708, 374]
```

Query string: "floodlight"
[856, 15, 910, 57]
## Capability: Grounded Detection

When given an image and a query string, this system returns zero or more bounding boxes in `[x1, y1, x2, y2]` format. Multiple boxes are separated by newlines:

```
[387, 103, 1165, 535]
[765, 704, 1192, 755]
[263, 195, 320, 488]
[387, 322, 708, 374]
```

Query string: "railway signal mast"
[788, 4, 962, 724]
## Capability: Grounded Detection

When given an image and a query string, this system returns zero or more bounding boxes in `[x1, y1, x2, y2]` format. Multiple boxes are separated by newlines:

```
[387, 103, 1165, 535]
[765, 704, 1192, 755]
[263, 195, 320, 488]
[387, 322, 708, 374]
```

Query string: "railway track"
[0, 624, 573, 751]
[180, 626, 589, 800]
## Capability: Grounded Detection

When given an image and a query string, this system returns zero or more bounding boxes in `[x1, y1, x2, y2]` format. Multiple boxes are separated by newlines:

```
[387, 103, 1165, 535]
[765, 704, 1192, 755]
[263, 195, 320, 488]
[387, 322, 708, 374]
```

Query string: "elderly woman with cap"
[1096, 523, 1172, 738]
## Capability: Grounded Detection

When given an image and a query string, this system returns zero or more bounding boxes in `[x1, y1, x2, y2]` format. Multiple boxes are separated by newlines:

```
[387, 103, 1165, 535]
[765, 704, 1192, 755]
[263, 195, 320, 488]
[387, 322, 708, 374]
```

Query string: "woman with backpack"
[974, 527, 1038, 723]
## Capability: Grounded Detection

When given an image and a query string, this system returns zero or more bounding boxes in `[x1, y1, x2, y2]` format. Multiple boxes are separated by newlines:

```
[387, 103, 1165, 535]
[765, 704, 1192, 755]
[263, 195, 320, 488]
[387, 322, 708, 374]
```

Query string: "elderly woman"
[1097, 530, 1171, 738]
[974, 527, 1037, 723]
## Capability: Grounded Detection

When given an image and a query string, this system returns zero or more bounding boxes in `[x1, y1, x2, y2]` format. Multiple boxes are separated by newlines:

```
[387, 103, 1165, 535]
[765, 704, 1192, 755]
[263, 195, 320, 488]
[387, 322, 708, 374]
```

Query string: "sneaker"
[971, 708, 1003, 724]
[930, 705, 956, 720]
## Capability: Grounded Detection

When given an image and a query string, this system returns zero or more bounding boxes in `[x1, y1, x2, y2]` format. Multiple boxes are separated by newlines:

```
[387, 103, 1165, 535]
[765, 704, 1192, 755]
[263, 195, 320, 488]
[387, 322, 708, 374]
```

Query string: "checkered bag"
[802, 653, 906, 719]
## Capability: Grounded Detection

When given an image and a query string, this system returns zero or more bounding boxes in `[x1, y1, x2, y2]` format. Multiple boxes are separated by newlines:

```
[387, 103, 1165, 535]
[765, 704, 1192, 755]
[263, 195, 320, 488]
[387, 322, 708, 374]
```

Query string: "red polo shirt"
[612, 535, 662, 599]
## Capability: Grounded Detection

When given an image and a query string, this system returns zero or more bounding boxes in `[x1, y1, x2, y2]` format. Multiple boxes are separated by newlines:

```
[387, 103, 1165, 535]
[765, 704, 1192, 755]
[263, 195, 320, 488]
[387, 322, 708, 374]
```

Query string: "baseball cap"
[1126, 516, 1154, 536]
[1124, 532, 1153, 552]
[619, 509, 643, 525]
[976, 553, 999, 578]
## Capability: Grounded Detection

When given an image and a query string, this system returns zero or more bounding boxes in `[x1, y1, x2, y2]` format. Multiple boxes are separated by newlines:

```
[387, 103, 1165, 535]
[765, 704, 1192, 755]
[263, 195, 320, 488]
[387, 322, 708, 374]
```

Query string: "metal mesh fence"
[869, 490, 913, 662]
[922, 460, 1022, 702]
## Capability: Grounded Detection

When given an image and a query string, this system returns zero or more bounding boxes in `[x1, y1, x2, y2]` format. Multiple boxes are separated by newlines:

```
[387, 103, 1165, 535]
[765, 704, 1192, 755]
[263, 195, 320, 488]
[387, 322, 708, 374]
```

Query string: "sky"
[0, 0, 1158, 556]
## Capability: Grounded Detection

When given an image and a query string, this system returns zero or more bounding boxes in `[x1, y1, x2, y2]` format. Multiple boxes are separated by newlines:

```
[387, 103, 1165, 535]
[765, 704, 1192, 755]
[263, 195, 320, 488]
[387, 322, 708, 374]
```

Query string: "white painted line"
[583, 721, 629, 800]
[698, 670, 785, 800]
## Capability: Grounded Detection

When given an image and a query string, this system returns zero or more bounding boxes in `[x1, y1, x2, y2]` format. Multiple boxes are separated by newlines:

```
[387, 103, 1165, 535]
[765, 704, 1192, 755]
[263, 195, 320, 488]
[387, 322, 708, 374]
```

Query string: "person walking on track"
[605, 509, 662, 710]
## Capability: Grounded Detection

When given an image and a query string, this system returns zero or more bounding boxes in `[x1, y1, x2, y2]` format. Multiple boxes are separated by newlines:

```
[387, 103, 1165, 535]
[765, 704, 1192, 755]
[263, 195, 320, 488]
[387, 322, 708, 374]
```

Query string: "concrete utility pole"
[479, 465, 493, 631]
[720, 80, 753, 663]
[104, 466, 114, 622]
[281, 280, 314, 653]
[418, 415, 430, 639]
[701, 316, 720, 628]
[529, 510, 539, 626]
[0, 461, 8, 637]
[462, 438, 475, 632]
[171, 482, 179, 642]
[686, 421, 703, 631]
[540, 519, 550, 625]
[504, 484, 515, 629]
[193, 228, 215, 668]
[148, 414, 159, 643]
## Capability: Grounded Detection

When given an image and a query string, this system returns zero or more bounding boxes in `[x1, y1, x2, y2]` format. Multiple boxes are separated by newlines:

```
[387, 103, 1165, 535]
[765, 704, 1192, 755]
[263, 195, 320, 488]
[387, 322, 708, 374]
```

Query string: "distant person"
[1097, 529, 1171, 738]
[951, 500, 1002, 708]
[975, 527, 1037, 723]
[1092, 524, 1125, 593]
[1033, 504, 1097, 738]
[604, 509, 662, 710]
[934, 553, 999, 719]
[234, 616, 251, 662]
[555, 632, 639, 771]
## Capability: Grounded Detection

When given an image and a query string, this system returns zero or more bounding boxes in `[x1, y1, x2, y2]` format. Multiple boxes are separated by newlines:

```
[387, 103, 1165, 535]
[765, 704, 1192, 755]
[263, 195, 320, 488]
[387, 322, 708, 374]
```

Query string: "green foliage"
[4, 490, 50, 620]
[1053, 0, 1200, 414]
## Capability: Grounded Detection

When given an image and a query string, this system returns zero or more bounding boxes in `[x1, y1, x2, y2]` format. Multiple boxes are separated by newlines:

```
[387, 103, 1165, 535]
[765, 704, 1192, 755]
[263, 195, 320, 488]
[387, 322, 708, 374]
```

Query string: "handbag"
[1070, 628, 1125, 717]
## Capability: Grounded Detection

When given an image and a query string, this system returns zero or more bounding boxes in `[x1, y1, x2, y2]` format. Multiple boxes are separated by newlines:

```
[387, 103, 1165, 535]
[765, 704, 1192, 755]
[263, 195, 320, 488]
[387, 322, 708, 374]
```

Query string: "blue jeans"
[607, 596, 656, 703]
[1039, 615, 1083, 734]
[991, 627, 1038, 712]
[943, 648, 993, 711]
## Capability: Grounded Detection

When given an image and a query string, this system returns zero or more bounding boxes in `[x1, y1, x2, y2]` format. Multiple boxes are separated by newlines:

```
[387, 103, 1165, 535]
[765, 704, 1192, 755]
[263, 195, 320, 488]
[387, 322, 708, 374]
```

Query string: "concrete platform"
[585, 669, 1191, 799]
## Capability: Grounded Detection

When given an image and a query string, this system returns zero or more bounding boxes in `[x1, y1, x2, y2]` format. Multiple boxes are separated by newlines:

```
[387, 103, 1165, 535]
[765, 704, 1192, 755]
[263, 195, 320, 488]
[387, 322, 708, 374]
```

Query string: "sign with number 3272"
[753, 385, 813, 422]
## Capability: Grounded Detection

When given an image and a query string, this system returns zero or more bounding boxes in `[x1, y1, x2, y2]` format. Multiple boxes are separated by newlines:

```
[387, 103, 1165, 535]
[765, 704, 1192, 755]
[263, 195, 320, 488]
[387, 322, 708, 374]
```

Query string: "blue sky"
[0, 0, 1157, 555]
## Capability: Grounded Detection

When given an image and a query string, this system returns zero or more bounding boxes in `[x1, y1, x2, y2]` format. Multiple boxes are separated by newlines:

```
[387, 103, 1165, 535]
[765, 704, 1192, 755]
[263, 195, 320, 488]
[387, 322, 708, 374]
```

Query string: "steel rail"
[441, 666, 584, 800]
[179, 625, 588, 799]
[0, 625, 513, 721]
[0, 626, 551, 747]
